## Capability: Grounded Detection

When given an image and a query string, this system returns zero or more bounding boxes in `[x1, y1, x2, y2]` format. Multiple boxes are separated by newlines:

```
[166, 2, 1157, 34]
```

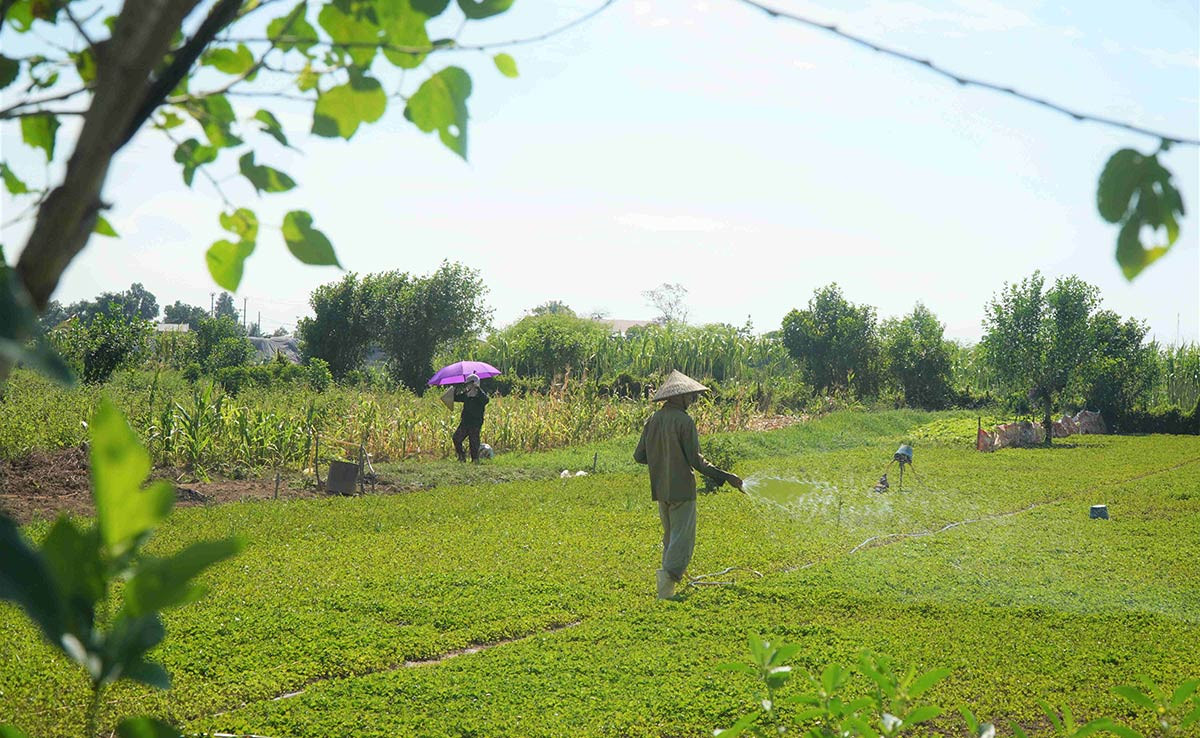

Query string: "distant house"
[593, 318, 653, 335]
[154, 323, 190, 333]
[249, 334, 301, 364]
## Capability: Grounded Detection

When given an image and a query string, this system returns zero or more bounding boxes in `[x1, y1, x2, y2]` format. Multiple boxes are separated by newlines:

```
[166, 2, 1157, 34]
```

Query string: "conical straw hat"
[651, 370, 709, 401]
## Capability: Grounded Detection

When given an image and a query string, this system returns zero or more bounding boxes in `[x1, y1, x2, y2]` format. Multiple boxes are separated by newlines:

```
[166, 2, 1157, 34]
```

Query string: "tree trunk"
[1042, 396, 1054, 447]
[0, 1, 209, 386]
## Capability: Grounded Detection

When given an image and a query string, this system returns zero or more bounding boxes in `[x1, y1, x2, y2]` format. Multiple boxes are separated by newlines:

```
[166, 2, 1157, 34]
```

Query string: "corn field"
[0, 369, 774, 475]
[1147, 342, 1200, 410]
[481, 323, 797, 384]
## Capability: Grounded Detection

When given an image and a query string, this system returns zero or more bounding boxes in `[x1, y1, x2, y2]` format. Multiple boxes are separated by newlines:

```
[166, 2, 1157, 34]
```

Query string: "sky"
[2, 0, 1198, 342]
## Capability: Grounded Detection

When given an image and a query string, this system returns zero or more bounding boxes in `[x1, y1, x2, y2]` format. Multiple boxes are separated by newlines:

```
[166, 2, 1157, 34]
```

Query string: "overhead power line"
[737, 0, 1200, 147]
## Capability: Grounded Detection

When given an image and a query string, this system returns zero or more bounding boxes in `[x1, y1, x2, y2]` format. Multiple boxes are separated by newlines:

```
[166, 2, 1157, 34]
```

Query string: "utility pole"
[243, 297, 248, 332]
[257, 311, 261, 338]
[210, 292, 215, 317]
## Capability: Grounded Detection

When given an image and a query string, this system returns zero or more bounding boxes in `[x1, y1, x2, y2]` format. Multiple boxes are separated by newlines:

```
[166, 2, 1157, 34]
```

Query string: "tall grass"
[0, 369, 782, 474]
[1148, 342, 1200, 410]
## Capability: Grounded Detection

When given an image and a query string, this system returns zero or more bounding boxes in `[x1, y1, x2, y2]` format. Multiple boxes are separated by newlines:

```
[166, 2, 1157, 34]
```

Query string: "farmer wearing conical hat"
[634, 370, 744, 599]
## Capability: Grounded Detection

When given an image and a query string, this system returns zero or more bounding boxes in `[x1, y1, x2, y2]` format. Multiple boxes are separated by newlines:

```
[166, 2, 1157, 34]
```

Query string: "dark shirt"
[455, 388, 489, 427]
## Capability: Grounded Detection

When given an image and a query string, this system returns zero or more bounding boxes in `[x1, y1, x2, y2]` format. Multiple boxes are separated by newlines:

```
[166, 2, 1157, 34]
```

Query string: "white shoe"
[656, 569, 675, 599]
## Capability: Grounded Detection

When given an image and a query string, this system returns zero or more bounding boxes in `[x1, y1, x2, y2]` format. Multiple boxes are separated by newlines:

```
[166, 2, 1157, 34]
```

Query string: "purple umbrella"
[427, 360, 502, 386]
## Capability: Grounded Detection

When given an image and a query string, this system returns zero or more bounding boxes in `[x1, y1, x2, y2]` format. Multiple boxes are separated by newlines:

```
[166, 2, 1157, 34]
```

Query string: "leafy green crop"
[0, 399, 240, 737]
[1, 416, 1197, 736]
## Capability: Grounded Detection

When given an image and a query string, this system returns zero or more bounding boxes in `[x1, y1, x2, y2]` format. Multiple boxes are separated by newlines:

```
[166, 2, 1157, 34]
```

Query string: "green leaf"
[378, 0, 432, 69]
[220, 208, 259, 242]
[157, 111, 185, 130]
[102, 613, 167, 687]
[1097, 148, 1142, 223]
[413, 0, 451, 15]
[187, 94, 242, 149]
[203, 43, 255, 76]
[20, 113, 59, 161]
[769, 643, 802, 666]
[1182, 704, 1200, 728]
[72, 48, 96, 84]
[493, 52, 518, 77]
[116, 717, 183, 738]
[39, 517, 104, 633]
[0, 54, 21, 89]
[1094, 720, 1143, 738]
[172, 138, 218, 187]
[123, 538, 242, 617]
[404, 66, 472, 158]
[909, 667, 951, 698]
[283, 210, 341, 266]
[1170, 679, 1198, 709]
[238, 151, 296, 194]
[268, 3, 320, 53]
[0, 262, 75, 384]
[297, 65, 319, 91]
[904, 705, 942, 724]
[206, 239, 255, 291]
[312, 74, 387, 139]
[254, 109, 290, 147]
[318, 0, 380, 67]
[1113, 685, 1158, 711]
[457, 0, 514, 19]
[0, 515, 64, 647]
[0, 726, 32, 738]
[5, 0, 34, 31]
[1115, 217, 1168, 281]
[0, 162, 30, 194]
[90, 400, 174, 556]
[94, 216, 118, 238]
[712, 711, 761, 738]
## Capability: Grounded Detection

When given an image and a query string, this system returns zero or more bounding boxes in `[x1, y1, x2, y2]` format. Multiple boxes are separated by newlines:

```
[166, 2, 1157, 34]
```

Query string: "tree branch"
[118, 0, 246, 148]
[0, 85, 92, 118]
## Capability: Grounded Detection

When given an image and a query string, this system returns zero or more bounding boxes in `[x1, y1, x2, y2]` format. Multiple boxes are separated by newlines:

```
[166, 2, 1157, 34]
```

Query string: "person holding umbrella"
[427, 361, 501, 464]
[452, 373, 489, 463]
[634, 370, 744, 600]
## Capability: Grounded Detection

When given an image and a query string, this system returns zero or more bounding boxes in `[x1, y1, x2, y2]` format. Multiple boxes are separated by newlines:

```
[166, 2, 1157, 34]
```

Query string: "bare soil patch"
[0, 446, 414, 524]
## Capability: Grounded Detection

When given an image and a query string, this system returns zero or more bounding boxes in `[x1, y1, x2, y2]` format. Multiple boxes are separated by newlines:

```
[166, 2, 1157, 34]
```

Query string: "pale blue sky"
[2, 0, 1197, 342]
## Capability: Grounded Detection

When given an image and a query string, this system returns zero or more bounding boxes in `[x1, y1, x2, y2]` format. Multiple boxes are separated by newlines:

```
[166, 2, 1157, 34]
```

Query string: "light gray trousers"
[658, 499, 697, 582]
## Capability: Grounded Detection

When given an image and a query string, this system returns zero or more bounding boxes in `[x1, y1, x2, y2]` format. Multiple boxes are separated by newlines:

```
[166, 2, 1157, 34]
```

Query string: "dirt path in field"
[210, 620, 582, 720]
[0, 446, 422, 524]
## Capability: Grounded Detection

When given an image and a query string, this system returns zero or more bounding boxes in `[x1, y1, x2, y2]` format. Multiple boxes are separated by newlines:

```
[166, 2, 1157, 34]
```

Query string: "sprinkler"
[872, 444, 917, 493]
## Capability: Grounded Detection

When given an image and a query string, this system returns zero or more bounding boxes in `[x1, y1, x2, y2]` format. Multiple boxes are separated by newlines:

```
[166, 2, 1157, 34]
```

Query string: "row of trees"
[288, 264, 1192, 425]
[297, 262, 490, 390]
[778, 275, 1169, 426]
[39, 283, 289, 338]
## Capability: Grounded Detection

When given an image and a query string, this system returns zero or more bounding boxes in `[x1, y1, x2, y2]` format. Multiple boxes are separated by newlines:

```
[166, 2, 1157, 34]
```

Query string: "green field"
[2, 412, 1198, 737]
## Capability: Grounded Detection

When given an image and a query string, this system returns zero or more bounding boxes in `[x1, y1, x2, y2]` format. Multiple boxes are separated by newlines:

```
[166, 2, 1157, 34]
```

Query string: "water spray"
[872, 444, 917, 493]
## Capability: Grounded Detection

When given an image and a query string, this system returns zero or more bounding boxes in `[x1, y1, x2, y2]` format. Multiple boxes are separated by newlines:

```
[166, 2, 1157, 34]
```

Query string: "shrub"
[49, 310, 152, 384]
[307, 358, 332, 393]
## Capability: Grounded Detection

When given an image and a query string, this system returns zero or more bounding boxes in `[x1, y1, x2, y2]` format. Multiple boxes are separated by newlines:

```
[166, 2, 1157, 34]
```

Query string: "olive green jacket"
[633, 403, 729, 502]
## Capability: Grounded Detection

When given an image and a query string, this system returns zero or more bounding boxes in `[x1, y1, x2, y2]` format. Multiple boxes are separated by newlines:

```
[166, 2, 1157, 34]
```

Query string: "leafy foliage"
[300, 262, 491, 390]
[49, 309, 153, 384]
[881, 303, 954, 410]
[3, 413, 1197, 736]
[981, 272, 1099, 442]
[1097, 146, 1187, 280]
[193, 316, 252, 371]
[0, 399, 240, 736]
[781, 283, 880, 396]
